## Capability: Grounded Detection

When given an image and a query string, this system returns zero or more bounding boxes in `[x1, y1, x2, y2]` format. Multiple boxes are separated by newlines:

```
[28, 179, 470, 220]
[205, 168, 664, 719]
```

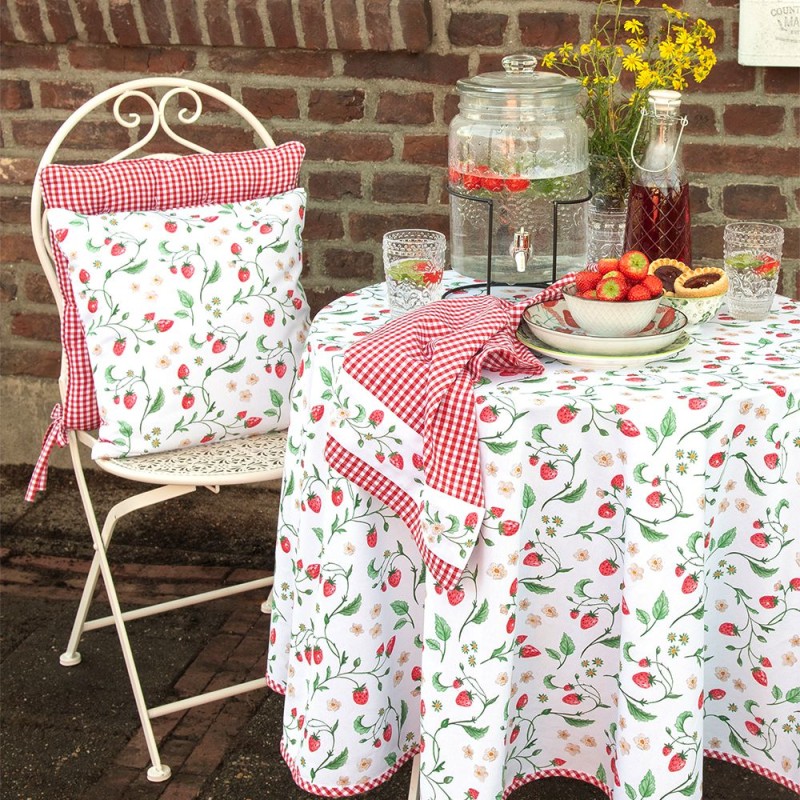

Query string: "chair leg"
[261, 584, 275, 614]
[408, 753, 420, 800]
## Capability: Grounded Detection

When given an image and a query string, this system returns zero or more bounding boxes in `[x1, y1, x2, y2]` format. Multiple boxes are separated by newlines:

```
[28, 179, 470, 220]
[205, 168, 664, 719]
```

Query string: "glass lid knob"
[502, 54, 538, 74]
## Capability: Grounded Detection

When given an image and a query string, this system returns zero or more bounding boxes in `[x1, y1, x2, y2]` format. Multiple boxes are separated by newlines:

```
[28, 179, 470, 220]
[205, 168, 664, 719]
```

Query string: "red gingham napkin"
[325, 275, 575, 590]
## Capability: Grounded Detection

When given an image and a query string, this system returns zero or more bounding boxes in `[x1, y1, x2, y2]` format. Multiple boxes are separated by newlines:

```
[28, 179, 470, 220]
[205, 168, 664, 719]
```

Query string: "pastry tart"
[674, 267, 729, 298]
[648, 258, 690, 296]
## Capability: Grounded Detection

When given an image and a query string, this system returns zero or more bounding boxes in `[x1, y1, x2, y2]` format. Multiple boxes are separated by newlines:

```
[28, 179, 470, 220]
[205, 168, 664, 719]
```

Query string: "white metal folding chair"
[30, 78, 294, 782]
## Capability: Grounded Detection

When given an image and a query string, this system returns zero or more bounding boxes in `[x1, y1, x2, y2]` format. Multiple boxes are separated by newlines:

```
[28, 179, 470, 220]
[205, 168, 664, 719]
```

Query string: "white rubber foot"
[261, 600, 272, 614]
[147, 764, 171, 782]
[59, 651, 82, 667]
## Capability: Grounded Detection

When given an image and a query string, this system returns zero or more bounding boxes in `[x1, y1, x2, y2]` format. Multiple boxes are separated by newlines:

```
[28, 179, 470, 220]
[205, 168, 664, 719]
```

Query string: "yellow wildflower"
[624, 19, 644, 35]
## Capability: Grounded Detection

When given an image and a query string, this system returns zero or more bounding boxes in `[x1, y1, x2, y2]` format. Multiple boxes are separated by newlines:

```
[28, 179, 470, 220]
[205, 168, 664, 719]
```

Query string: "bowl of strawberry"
[563, 251, 665, 337]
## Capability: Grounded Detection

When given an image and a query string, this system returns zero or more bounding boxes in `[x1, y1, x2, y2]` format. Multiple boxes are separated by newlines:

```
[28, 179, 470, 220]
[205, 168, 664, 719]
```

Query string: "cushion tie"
[26, 403, 69, 502]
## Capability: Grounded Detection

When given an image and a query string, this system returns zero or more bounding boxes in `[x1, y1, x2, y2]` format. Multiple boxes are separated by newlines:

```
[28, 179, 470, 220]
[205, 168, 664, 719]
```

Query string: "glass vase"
[586, 154, 630, 264]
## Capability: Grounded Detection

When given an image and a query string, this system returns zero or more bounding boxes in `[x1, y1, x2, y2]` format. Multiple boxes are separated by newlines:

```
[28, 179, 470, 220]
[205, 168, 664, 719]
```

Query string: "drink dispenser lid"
[457, 53, 581, 106]
[648, 89, 682, 115]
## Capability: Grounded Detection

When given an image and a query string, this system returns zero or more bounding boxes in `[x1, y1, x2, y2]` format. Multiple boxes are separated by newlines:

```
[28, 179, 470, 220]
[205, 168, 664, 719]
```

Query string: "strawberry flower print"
[48, 190, 309, 458]
[267, 284, 800, 800]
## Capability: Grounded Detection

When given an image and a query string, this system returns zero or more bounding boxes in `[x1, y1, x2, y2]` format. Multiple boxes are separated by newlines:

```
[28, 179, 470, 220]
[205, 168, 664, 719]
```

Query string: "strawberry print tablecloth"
[266, 279, 800, 800]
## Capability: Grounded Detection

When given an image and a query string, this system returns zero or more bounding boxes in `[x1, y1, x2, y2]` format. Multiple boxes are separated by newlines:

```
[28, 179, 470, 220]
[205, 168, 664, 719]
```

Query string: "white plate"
[522, 299, 688, 356]
[516, 327, 692, 367]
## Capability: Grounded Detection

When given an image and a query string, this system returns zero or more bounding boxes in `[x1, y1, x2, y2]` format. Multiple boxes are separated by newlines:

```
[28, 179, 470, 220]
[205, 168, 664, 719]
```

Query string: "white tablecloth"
[267, 282, 800, 799]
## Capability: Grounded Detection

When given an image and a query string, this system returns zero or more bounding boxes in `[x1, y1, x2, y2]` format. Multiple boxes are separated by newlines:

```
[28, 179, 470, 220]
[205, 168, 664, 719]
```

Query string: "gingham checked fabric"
[26, 143, 305, 502]
[325, 276, 574, 590]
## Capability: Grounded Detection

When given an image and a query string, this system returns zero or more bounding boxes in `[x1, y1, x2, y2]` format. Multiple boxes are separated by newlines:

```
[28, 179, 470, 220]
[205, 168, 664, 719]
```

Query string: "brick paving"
[0, 466, 793, 800]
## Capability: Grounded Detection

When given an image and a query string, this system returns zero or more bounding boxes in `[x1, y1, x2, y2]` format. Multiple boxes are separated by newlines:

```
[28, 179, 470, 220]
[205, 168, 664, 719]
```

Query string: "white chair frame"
[31, 78, 287, 783]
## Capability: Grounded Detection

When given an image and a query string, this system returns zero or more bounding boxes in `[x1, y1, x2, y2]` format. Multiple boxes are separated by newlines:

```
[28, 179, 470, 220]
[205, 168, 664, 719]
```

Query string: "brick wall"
[1, 0, 798, 406]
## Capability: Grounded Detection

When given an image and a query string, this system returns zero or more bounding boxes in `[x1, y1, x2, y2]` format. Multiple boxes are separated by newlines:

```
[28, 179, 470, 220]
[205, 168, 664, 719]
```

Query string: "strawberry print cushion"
[47, 188, 308, 459]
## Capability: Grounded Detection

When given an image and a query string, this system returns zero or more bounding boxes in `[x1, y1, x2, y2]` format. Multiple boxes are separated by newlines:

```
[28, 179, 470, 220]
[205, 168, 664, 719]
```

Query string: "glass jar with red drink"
[624, 90, 691, 264]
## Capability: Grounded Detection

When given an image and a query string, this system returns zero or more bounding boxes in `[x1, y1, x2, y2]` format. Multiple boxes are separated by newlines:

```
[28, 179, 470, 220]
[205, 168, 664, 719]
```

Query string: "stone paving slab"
[0, 466, 792, 799]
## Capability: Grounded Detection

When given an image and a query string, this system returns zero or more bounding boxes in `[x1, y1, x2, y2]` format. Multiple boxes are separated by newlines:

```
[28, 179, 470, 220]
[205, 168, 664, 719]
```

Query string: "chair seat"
[97, 430, 287, 486]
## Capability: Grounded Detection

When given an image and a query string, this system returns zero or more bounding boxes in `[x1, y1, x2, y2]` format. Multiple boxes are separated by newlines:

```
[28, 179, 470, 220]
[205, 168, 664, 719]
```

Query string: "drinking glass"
[723, 222, 784, 321]
[383, 229, 446, 317]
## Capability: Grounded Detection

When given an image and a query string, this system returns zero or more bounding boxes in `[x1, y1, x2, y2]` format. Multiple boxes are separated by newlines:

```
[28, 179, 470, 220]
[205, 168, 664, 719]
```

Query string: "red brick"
[699, 60, 756, 92]
[686, 144, 798, 177]
[68, 44, 195, 73]
[0, 195, 31, 224]
[692, 224, 723, 261]
[73, 0, 110, 43]
[266, 0, 298, 49]
[1, 43, 60, 69]
[332, 0, 361, 50]
[0, 157, 37, 185]
[208, 49, 332, 78]
[304, 209, 345, 240]
[1, 231, 36, 262]
[171, 0, 203, 45]
[373, 172, 430, 204]
[376, 92, 433, 125]
[689, 185, 711, 215]
[108, 0, 140, 46]
[681, 103, 717, 136]
[0, 79, 32, 110]
[299, 0, 328, 49]
[25, 273, 56, 304]
[205, 2, 234, 46]
[14, 0, 46, 42]
[307, 171, 362, 201]
[448, 13, 507, 47]
[519, 13, 580, 47]
[344, 52, 468, 85]
[308, 89, 365, 123]
[39, 80, 96, 110]
[399, 0, 432, 52]
[302, 130, 393, 162]
[350, 212, 447, 243]
[140, 0, 171, 45]
[0, 3, 15, 42]
[764, 67, 800, 95]
[234, 0, 267, 48]
[44, 0, 77, 42]
[723, 185, 788, 220]
[10, 311, 60, 341]
[402, 134, 448, 166]
[323, 248, 376, 279]
[1, 346, 60, 378]
[366, 0, 392, 51]
[240, 87, 299, 120]
[12, 119, 130, 151]
[0, 268, 18, 303]
[444, 93, 460, 124]
[723, 105, 785, 137]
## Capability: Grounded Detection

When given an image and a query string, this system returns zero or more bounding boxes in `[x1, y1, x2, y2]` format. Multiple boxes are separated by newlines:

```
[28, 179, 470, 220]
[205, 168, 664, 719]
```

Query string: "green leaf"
[271, 239, 289, 253]
[625, 783, 637, 800]
[744, 467, 767, 497]
[119, 420, 133, 437]
[675, 710, 691, 734]
[208, 262, 221, 285]
[728, 730, 748, 757]
[484, 439, 517, 455]
[716, 527, 736, 549]
[339, 595, 362, 616]
[784, 687, 800, 703]
[432, 672, 448, 692]
[520, 580, 555, 594]
[636, 609, 650, 627]
[353, 715, 370, 734]
[324, 748, 348, 772]
[222, 357, 246, 373]
[543, 674, 558, 690]
[599, 635, 621, 648]
[472, 599, 489, 625]
[435, 614, 452, 642]
[122, 261, 147, 274]
[400, 699, 408, 729]
[270, 388, 284, 408]
[522, 484, 536, 509]
[639, 521, 667, 542]
[596, 764, 607, 786]
[384, 752, 397, 767]
[531, 423, 550, 444]
[652, 591, 669, 621]
[560, 480, 587, 504]
[574, 578, 592, 598]
[660, 408, 676, 438]
[749, 560, 778, 578]
[462, 725, 489, 740]
[563, 716, 593, 727]
[698, 420, 722, 439]
[646, 426, 658, 444]
[177, 289, 194, 309]
[320, 367, 333, 387]
[390, 600, 409, 616]
[678, 776, 698, 796]
[559, 633, 575, 657]
[633, 463, 647, 483]
[626, 698, 656, 722]
[638, 769, 655, 798]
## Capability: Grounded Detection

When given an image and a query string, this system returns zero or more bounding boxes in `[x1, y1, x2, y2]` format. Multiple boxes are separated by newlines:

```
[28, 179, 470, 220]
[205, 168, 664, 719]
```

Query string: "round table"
[266, 281, 800, 799]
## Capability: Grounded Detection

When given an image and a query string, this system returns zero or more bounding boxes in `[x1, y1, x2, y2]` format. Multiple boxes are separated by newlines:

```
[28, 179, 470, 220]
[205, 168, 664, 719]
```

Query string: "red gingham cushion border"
[704, 749, 799, 794]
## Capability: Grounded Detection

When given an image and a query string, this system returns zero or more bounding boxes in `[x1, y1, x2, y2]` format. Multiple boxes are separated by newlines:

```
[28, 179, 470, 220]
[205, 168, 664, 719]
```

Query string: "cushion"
[47, 188, 308, 459]
[40, 142, 305, 435]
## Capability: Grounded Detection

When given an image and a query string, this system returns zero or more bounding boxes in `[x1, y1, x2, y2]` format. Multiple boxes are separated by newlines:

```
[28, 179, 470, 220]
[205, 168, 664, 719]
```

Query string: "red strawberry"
[681, 574, 698, 594]
[760, 656, 772, 668]
[523, 551, 543, 567]
[642, 274, 663, 297]
[574, 270, 602, 294]
[231, 243, 242, 255]
[789, 578, 800, 591]
[745, 720, 761, 736]
[388, 568, 401, 587]
[540, 462, 558, 480]
[352, 686, 369, 705]
[610, 474, 625, 490]
[368, 410, 384, 426]
[764, 453, 778, 470]
[709, 688, 726, 700]
[759, 595, 777, 609]
[263, 310, 275, 327]
[455, 690, 473, 707]
[506, 615, 516, 634]
[770, 384, 786, 397]
[366, 527, 377, 548]
[87, 297, 98, 313]
[275, 362, 287, 379]
[465, 512, 478, 529]
[310, 405, 324, 422]
[570, 609, 579, 619]
[557, 404, 578, 424]
[177, 363, 190, 379]
[516, 693, 529, 710]
[211, 338, 226, 353]
[618, 250, 650, 282]
[632, 671, 653, 688]
[618, 419, 640, 437]
[668, 752, 687, 772]
[331, 487, 343, 506]
[182, 393, 195, 410]
[598, 502, 616, 519]
[412, 453, 424, 470]
[520, 644, 541, 658]
[388, 452, 404, 470]
[307, 494, 321, 513]
[123, 391, 137, 410]
[750, 532, 769, 549]
[751, 667, 768, 686]
[383, 724, 392, 742]
[626, 284, 651, 302]
[238, 267, 250, 282]
[479, 405, 498, 423]
[308, 733, 321, 752]
[718, 622, 738, 636]
[313, 646, 323, 664]
[596, 275, 626, 301]
[480, 171, 504, 192]
[411, 665, 422, 681]
[113, 338, 126, 356]
[646, 491, 663, 508]
[110, 243, 126, 256]
[500, 520, 519, 536]
[280, 536, 290, 553]
[675, 564, 685, 576]
[504, 175, 530, 192]
[688, 397, 708, 410]
[165, 221, 178, 233]
[509, 725, 520, 744]
[708, 452, 725, 468]
[55, 228, 68, 242]
[662, 745, 672, 756]
[446, 585, 465, 605]
[155, 319, 173, 333]
[260, 223, 273, 234]
[596, 258, 619, 275]
[599, 559, 618, 576]
[562, 693, 582, 705]
[615, 403, 629, 414]
[323, 579, 336, 597]
[580, 612, 598, 629]
[181, 263, 194, 279]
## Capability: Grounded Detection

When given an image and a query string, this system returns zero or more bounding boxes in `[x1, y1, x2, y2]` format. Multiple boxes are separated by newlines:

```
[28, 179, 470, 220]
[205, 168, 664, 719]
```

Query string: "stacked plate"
[518, 299, 691, 367]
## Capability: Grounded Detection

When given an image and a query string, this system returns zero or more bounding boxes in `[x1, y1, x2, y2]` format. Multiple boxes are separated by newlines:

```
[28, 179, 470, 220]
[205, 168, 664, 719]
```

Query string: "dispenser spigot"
[510, 227, 531, 273]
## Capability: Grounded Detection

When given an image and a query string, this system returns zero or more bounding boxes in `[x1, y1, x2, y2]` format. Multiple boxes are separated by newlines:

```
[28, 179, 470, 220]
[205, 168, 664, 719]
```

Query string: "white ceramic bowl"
[661, 293, 725, 328]
[561, 284, 662, 337]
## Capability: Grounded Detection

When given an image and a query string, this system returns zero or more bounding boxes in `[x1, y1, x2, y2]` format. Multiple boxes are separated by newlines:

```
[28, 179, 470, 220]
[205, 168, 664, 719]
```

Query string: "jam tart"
[674, 267, 729, 298]
[648, 258, 690, 296]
